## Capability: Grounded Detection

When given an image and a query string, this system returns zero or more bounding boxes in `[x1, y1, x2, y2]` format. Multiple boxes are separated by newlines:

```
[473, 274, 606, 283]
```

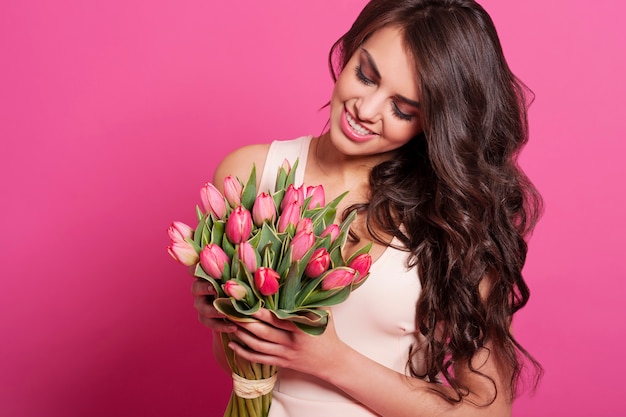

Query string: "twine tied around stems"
[231, 372, 278, 399]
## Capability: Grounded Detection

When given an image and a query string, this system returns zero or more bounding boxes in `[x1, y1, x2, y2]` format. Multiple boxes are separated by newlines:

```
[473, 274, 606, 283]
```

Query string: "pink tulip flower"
[280, 184, 304, 211]
[280, 158, 291, 174]
[200, 244, 230, 279]
[252, 192, 277, 226]
[277, 201, 301, 233]
[226, 206, 252, 244]
[223, 175, 243, 207]
[200, 182, 227, 219]
[321, 267, 357, 291]
[305, 185, 325, 209]
[349, 253, 372, 283]
[305, 248, 330, 278]
[320, 224, 340, 242]
[296, 217, 313, 234]
[237, 241, 258, 273]
[167, 221, 194, 243]
[223, 280, 247, 301]
[168, 241, 199, 266]
[254, 267, 280, 296]
[290, 230, 315, 261]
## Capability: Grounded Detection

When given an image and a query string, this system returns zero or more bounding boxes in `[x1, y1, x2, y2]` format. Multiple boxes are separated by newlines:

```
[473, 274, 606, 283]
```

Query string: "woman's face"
[329, 25, 423, 157]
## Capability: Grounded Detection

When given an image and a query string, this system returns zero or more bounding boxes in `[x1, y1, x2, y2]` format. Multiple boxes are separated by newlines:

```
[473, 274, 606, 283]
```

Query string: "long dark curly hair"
[329, 0, 543, 403]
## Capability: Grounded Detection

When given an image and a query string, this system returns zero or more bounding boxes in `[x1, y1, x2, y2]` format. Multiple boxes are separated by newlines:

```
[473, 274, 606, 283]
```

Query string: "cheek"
[333, 68, 360, 103]
[383, 119, 422, 144]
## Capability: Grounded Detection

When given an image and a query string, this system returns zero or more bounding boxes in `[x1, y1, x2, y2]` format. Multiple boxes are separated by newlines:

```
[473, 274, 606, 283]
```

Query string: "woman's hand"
[227, 308, 346, 378]
[191, 279, 237, 334]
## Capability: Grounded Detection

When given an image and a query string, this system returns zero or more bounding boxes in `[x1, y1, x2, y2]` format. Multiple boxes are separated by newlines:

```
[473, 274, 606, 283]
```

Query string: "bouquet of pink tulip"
[167, 160, 372, 417]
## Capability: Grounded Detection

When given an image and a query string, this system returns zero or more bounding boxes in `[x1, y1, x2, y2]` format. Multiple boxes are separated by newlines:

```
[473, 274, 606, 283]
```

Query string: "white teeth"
[346, 112, 374, 135]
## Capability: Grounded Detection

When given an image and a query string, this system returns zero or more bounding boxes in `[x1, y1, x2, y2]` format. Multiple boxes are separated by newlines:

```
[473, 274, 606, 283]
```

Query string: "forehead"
[358, 26, 419, 92]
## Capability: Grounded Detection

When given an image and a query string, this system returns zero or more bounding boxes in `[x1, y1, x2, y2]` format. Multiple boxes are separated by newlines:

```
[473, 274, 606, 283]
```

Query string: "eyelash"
[354, 65, 414, 122]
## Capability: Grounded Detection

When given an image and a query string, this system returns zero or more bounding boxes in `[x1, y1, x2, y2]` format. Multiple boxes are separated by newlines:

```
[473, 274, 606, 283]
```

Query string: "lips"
[340, 107, 377, 143]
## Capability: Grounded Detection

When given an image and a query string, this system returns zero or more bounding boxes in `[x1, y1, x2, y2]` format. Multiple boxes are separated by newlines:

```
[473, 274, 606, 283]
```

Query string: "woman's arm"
[211, 143, 270, 193]
[228, 308, 512, 417]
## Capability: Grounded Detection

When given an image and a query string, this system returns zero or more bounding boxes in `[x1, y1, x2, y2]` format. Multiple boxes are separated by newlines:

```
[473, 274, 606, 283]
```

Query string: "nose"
[355, 90, 385, 123]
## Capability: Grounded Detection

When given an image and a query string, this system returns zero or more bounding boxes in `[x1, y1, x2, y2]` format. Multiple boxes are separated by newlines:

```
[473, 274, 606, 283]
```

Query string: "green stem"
[236, 395, 248, 417]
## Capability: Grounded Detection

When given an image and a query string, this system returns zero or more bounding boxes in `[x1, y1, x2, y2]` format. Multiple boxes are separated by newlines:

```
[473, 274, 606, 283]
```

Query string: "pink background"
[1, 0, 624, 416]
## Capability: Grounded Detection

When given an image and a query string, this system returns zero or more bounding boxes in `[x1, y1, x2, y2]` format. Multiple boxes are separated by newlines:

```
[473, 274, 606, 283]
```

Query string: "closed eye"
[355, 66, 375, 86]
[391, 102, 414, 121]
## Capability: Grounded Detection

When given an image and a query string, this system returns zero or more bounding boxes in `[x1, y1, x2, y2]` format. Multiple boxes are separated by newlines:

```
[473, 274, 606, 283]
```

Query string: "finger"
[236, 319, 293, 346]
[228, 338, 284, 367]
[191, 279, 217, 297]
[252, 308, 299, 332]
[200, 316, 237, 333]
[193, 296, 222, 319]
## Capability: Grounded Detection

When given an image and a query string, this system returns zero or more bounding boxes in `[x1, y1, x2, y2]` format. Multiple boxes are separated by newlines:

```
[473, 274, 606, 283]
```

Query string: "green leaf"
[241, 165, 257, 210]
[278, 263, 300, 310]
[346, 242, 373, 263]
[240, 264, 264, 301]
[301, 286, 351, 307]
[350, 273, 370, 291]
[294, 321, 327, 336]
[211, 221, 225, 246]
[294, 275, 324, 306]
[213, 297, 262, 321]
[231, 250, 241, 279]
[274, 166, 288, 193]
[196, 205, 203, 223]
[284, 159, 299, 189]
[329, 245, 344, 268]
[269, 308, 329, 336]
[193, 215, 206, 248]
[193, 264, 224, 297]
[336, 209, 357, 243]
[256, 223, 282, 263]
[272, 189, 285, 214]
[276, 246, 293, 277]
[220, 262, 231, 281]
[308, 207, 335, 234]
[315, 234, 332, 252]
[326, 190, 349, 210]
[221, 231, 235, 258]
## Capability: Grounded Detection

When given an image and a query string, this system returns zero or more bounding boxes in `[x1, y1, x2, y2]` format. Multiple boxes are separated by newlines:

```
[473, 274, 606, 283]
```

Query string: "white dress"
[259, 136, 422, 417]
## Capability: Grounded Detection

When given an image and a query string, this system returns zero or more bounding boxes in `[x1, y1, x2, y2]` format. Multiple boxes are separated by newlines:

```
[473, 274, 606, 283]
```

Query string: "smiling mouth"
[345, 111, 375, 136]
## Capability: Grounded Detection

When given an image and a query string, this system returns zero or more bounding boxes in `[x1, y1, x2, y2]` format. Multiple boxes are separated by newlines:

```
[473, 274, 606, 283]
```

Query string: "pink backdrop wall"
[2, 1, 624, 416]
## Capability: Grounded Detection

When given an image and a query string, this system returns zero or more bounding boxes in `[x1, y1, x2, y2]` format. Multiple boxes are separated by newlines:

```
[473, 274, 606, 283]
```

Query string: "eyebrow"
[360, 48, 421, 109]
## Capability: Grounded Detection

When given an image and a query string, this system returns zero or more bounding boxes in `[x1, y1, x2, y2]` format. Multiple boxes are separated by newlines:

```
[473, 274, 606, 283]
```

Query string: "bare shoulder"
[213, 143, 271, 190]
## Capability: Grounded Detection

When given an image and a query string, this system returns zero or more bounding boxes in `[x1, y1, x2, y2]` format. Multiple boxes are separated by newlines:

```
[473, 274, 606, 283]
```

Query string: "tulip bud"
[320, 224, 340, 242]
[200, 244, 230, 279]
[252, 192, 277, 226]
[321, 267, 357, 291]
[305, 248, 330, 278]
[167, 221, 194, 243]
[254, 267, 280, 296]
[280, 184, 304, 211]
[290, 230, 315, 261]
[296, 217, 313, 234]
[200, 182, 227, 219]
[305, 185, 325, 209]
[226, 206, 253, 244]
[168, 241, 199, 266]
[237, 241, 258, 273]
[277, 201, 301, 233]
[349, 253, 372, 283]
[281, 159, 291, 174]
[223, 175, 243, 207]
[223, 280, 247, 301]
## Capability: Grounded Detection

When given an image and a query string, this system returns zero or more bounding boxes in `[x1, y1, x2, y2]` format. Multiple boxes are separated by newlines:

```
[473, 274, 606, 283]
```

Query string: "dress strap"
[258, 135, 313, 194]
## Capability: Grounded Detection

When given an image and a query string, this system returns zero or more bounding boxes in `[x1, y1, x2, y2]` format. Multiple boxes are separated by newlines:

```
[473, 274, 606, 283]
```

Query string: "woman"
[192, 0, 542, 415]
